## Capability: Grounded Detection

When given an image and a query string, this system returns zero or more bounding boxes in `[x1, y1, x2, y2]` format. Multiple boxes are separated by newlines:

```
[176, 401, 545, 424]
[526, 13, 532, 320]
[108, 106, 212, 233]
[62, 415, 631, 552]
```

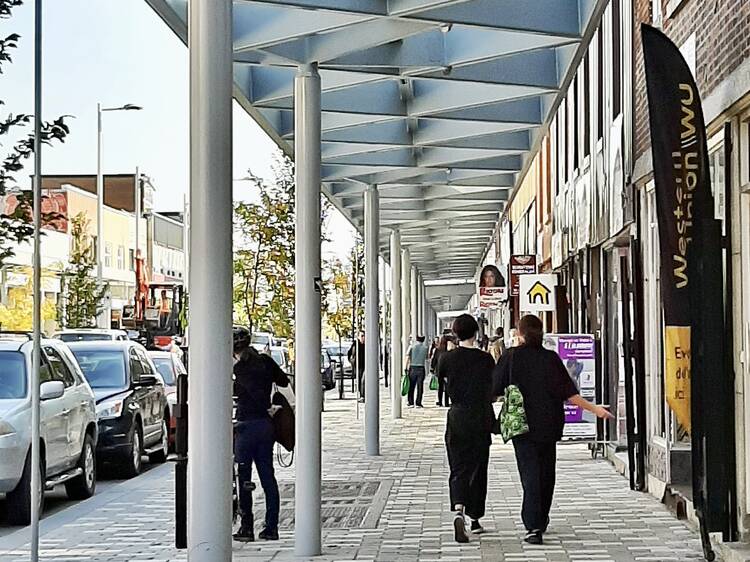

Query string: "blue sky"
[2, 0, 355, 255]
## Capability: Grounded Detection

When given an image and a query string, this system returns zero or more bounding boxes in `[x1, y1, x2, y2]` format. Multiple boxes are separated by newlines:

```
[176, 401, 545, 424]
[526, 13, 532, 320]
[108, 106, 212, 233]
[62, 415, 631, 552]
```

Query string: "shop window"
[572, 76, 579, 170]
[129, 249, 135, 271]
[117, 245, 125, 270]
[741, 116, 750, 190]
[596, 29, 604, 140]
[708, 132, 726, 229]
[583, 51, 591, 158]
[104, 242, 112, 268]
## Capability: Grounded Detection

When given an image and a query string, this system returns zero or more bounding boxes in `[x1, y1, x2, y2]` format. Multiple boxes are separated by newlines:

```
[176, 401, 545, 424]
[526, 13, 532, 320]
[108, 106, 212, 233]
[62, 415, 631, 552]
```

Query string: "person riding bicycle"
[232, 326, 290, 542]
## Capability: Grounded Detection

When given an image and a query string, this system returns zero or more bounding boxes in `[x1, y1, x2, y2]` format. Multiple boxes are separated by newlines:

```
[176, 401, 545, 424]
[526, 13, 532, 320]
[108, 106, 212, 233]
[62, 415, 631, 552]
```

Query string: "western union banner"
[642, 25, 713, 433]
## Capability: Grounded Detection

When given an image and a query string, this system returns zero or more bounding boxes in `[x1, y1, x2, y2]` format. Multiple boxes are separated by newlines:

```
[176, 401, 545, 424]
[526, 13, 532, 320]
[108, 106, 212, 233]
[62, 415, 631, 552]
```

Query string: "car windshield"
[58, 333, 111, 342]
[151, 357, 176, 385]
[71, 350, 127, 389]
[271, 350, 284, 366]
[0, 351, 26, 399]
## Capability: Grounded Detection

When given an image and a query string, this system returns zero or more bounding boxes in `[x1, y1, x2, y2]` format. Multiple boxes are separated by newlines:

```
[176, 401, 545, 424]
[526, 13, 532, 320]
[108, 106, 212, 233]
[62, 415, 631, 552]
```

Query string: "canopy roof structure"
[148, 0, 604, 282]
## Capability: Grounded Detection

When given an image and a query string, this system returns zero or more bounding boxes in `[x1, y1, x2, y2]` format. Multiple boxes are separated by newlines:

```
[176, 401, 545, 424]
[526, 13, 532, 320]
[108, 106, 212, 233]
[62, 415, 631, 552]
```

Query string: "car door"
[136, 348, 162, 445]
[52, 344, 94, 465]
[39, 349, 70, 474]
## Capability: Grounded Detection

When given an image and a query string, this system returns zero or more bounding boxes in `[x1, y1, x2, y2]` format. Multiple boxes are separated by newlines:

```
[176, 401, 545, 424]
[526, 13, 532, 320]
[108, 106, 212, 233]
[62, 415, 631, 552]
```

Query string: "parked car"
[0, 333, 98, 525]
[68, 341, 169, 478]
[147, 350, 186, 449]
[251, 332, 274, 353]
[53, 329, 129, 343]
[323, 342, 355, 398]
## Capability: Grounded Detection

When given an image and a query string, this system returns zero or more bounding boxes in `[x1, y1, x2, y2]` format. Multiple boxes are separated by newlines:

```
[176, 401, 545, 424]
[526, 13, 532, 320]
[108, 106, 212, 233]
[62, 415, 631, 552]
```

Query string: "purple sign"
[564, 403, 583, 423]
[558, 336, 595, 360]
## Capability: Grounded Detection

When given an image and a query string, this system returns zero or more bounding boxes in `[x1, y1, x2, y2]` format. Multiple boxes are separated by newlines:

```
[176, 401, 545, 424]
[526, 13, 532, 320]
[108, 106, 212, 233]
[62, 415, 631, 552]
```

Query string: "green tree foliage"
[58, 213, 108, 328]
[233, 156, 295, 337]
[349, 234, 365, 338]
[324, 257, 353, 343]
[0, 0, 70, 267]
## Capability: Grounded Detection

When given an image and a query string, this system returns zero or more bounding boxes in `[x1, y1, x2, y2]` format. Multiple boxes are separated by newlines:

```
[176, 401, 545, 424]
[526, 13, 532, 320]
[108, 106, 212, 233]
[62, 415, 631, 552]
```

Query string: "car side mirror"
[40, 381, 65, 401]
[137, 374, 159, 387]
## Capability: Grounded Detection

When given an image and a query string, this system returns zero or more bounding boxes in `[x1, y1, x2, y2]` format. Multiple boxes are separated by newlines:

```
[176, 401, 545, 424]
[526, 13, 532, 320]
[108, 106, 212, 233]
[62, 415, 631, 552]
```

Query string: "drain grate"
[252, 480, 391, 530]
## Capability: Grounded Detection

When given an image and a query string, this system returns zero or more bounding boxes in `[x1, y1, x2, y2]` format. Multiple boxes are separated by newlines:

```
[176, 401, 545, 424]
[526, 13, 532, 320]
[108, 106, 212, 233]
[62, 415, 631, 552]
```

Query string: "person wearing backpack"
[492, 315, 612, 546]
[438, 315, 495, 543]
[232, 326, 290, 543]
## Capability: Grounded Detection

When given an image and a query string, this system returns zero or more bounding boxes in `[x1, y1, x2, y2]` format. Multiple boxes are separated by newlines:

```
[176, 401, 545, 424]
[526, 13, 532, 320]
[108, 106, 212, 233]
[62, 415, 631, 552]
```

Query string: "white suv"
[0, 333, 98, 525]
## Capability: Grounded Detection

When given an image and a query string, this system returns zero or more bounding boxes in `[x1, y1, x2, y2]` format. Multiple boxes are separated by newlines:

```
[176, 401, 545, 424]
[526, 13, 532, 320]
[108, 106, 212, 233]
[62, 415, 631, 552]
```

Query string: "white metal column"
[364, 185, 380, 455]
[411, 267, 419, 339]
[390, 231, 403, 419]
[294, 63, 323, 557]
[401, 249, 412, 357]
[187, 1, 233, 559]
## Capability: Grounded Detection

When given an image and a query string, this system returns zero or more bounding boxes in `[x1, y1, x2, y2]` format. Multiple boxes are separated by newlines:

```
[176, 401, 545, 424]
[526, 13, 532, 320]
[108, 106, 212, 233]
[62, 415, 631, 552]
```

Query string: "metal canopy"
[147, 0, 604, 281]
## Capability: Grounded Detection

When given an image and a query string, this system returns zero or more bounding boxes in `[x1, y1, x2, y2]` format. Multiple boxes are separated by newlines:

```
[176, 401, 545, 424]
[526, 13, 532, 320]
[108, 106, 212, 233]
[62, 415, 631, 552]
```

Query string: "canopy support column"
[294, 62, 323, 558]
[401, 250, 412, 357]
[364, 185, 380, 455]
[187, 1, 233, 559]
[411, 267, 419, 339]
[390, 231, 403, 419]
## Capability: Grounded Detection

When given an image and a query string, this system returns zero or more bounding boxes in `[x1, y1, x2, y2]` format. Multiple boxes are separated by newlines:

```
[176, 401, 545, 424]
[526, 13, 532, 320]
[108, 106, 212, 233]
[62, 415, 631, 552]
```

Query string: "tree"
[0, 270, 56, 330]
[349, 234, 364, 339]
[58, 213, 108, 328]
[0, 0, 71, 268]
[233, 155, 295, 337]
[324, 257, 353, 343]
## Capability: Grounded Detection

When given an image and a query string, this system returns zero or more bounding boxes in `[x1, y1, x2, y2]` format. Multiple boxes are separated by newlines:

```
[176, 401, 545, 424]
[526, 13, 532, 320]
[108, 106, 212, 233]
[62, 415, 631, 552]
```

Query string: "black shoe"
[417, 404, 424, 408]
[436, 402, 442, 406]
[470, 520, 485, 534]
[259, 528, 279, 541]
[454, 513, 469, 543]
[524, 531, 543, 545]
[233, 526, 255, 542]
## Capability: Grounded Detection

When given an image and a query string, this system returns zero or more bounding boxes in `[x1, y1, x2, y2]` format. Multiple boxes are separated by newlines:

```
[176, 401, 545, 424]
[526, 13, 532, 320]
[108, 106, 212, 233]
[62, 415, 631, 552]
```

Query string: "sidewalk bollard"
[175, 372, 188, 549]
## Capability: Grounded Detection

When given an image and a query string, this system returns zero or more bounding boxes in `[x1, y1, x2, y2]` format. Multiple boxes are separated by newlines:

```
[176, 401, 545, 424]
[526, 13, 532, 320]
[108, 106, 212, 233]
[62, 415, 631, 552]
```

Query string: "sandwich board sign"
[519, 274, 557, 313]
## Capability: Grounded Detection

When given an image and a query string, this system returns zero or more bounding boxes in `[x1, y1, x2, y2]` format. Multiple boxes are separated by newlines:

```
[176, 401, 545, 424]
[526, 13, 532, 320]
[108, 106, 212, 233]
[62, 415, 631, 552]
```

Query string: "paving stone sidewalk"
[0, 384, 711, 561]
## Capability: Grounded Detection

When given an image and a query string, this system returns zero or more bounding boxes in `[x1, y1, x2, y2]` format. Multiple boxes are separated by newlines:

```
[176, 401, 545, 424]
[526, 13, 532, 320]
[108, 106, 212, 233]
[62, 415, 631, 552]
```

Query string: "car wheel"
[148, 419, 169, 464]
[65, 434, 97, 500]
[7, 451, 45, 526]
[122, 422, 143, 478]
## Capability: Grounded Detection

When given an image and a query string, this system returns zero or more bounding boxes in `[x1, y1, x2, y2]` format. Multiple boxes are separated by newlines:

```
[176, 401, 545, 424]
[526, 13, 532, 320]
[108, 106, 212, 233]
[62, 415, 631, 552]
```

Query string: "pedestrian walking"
[405, 335, 429, 408]
[493, 315, 612, 545]
[489, 327, 506, 363]
[348, 332, 366, 402]
[430, 335, 452, 407]
[438, 314, 495, 543]
[232, 327, 290, 542]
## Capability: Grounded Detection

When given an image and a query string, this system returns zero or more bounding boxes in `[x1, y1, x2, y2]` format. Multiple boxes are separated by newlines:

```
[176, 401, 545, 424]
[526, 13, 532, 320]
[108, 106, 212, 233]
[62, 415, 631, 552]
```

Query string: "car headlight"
[0, 420, 16, 436]
[96, 399, 125, 420]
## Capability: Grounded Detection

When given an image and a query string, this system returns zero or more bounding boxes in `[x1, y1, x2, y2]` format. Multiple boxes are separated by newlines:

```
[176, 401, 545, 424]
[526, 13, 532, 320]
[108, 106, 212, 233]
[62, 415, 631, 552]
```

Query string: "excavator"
[122, 253, 187, 353]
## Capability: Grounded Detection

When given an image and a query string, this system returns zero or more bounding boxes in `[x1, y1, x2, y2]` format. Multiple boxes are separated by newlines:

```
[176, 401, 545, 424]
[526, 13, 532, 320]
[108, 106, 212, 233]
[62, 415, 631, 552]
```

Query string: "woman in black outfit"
[493, 315, 612, 545]
[438, 314, 496, 543]
[430, 335, 452, 407]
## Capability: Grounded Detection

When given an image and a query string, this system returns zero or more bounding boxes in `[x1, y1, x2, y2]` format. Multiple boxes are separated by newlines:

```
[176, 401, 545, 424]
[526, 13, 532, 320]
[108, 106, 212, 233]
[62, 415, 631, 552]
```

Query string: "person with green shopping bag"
[404, 335, 429, 408]
[493, 315, 613, 546]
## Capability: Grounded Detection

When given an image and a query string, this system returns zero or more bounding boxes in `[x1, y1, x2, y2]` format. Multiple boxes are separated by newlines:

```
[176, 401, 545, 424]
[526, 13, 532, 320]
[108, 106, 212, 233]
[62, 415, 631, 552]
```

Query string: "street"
[0, 387, 710, 561]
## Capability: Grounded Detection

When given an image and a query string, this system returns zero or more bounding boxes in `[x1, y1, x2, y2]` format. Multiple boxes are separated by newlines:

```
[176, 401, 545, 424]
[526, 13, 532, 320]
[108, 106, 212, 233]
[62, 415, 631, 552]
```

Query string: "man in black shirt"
[348, 332, 365, 402]
[232, 327, 290, 542]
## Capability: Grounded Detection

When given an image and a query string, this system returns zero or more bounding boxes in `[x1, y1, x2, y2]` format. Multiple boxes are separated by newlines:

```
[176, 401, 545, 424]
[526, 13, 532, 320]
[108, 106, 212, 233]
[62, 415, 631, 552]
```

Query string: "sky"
[2, 0, 355, 257]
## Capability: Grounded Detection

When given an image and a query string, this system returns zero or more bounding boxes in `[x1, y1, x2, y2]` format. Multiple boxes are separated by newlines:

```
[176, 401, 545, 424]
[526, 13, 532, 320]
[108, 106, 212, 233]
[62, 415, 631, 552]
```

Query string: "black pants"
[512, 436, 557, 533]
[437, 375, 450, 406]
[235, 418, 280, 531]
[358, 370, 365, 400]
[445, 410, 490, 520]
[407, 366, 425, 406]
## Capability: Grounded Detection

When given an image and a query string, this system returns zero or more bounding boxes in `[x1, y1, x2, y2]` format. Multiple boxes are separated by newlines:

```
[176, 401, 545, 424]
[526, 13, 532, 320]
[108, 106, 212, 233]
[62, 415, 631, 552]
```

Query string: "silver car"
[0, 333, 98, 525]
[53, 329, 129, 342]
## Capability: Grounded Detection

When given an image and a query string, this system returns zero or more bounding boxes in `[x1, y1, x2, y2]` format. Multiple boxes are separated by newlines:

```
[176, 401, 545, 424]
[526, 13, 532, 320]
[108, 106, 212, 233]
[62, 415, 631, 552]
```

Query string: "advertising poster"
[543, 333, 596, 440]
[478, 286, 507, 310]
[509, 255, 536, 297]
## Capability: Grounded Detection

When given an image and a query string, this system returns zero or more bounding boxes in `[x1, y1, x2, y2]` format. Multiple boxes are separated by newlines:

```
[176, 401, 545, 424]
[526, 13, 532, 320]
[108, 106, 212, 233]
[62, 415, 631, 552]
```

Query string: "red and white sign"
[478, 286, 507, 309]
[509, 254, 537, 297]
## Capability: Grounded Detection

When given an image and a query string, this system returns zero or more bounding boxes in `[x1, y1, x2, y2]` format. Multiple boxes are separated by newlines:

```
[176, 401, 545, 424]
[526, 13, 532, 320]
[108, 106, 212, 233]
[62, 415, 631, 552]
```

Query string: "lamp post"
[96, 103, 141, 327]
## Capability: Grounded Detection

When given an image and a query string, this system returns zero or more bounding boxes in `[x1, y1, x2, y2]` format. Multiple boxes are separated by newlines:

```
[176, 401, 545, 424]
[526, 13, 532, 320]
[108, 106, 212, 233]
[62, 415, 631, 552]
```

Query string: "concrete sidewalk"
[0, 384, 711, 561]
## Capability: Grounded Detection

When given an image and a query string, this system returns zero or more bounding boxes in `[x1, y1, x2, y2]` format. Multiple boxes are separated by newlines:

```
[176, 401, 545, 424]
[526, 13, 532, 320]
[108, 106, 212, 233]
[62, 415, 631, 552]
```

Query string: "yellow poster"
[665, 325, 691, 432]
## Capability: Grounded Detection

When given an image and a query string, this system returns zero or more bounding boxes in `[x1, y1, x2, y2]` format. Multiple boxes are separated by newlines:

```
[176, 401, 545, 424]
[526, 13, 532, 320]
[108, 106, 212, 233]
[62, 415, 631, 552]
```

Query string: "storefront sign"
[518, 274, 556, 313]
[509, 254, 536, 296]
[544, 334, 596, 440]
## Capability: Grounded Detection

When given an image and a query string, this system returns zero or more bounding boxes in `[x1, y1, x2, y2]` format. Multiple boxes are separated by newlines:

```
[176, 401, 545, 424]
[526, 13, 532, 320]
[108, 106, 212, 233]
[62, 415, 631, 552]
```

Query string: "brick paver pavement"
[0, 383, 711, 561]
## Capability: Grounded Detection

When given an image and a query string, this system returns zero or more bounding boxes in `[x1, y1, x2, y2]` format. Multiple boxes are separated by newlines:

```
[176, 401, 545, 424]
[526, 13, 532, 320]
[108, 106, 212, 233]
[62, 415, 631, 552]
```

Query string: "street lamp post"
[96, 103, 142, 327]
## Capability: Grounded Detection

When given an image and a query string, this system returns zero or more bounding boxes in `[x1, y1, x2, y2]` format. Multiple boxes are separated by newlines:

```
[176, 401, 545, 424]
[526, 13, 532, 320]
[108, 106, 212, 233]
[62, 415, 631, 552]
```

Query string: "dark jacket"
[492, 344, 579, 442]
[348, 341, 365, 374]
[234, 348, 290, 421]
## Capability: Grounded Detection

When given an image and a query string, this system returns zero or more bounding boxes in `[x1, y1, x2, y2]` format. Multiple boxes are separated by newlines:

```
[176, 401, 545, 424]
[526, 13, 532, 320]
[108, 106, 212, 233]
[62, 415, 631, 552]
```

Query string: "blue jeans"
[235, 417, 280, 531]
[408, 366, 425, 406]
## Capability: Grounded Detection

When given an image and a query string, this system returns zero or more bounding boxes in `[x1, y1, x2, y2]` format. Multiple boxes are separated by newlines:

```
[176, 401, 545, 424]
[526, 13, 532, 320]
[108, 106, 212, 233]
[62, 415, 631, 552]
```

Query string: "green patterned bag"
[499, 352, 529, 443]
[429, 375, 439, 391]
[401, 371, 410, 396]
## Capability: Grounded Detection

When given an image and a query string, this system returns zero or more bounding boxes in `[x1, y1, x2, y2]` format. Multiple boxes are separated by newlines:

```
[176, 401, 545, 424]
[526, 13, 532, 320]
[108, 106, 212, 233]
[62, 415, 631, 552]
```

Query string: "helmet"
[233, 326, 251, 353]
